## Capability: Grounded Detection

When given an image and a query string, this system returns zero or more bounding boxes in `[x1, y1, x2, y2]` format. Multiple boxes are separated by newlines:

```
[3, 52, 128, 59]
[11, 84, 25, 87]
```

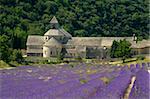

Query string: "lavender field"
[0, 63, 149, 99]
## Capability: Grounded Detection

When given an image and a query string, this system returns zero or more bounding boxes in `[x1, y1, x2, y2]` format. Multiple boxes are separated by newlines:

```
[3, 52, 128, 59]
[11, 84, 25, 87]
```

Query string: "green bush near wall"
[136, 55, 145, 60]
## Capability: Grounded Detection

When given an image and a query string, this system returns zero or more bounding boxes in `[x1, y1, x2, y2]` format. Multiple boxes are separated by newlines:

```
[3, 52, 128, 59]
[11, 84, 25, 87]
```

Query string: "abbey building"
[26, 16, 150, 59]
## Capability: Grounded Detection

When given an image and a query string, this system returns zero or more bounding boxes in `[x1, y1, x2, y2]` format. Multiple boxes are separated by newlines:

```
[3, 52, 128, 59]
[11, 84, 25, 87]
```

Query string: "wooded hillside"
[0, 0, 149, 49]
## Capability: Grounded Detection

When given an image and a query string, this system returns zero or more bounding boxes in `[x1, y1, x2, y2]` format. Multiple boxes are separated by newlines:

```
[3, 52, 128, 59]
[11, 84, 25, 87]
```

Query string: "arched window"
[46, 36, 49, 40]
[50, 51, 52, 55]
[44, 36, 49, 41]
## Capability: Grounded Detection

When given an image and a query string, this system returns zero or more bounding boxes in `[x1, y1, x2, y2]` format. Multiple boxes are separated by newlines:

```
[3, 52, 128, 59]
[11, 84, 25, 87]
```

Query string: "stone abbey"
[26, 16, 150, 59]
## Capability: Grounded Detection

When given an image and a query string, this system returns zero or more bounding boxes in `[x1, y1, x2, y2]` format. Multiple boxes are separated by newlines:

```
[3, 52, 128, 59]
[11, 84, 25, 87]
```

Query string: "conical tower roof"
[50, 16, 58, 24]
[44, 29, 64, 36]
[44, 37, 62, 46]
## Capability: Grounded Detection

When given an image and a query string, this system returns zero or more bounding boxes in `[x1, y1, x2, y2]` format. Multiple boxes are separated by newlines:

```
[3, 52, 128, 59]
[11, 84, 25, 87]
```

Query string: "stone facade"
[26, 16, 150, 59]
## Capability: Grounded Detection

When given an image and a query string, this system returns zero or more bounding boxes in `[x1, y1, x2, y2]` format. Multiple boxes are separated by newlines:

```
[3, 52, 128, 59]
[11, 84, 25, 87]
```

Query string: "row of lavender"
[91, 63, 149, 99]
[129, 63, 149, 99]
[0, 64, 107, 98]
[0, 63, 149, 99]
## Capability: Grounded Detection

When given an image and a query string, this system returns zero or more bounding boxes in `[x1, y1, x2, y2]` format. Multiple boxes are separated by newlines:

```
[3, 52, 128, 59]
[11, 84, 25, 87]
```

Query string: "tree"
[57, 53, 64, 61]
[11, 49, 24, 63]
[57, 48, 67, 61]
[0, 35, 11, 62]
[0, 0, 149, 49]
[110, 40, 119, 58]
[110, 39, 131, 63]
[0, 35, 24, 63]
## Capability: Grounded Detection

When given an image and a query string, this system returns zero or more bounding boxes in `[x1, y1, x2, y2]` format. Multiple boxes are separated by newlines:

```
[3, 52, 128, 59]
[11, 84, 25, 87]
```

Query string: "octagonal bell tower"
[44, 16, 65, 42]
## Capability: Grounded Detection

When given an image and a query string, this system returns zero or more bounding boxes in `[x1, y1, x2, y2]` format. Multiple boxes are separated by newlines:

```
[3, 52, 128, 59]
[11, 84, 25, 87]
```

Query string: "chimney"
[133, 34, 137, 41]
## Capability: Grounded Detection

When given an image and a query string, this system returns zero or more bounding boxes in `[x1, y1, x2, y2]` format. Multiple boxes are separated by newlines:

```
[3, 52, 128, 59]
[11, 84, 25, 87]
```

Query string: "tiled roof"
[67, 37, 102, 46]
[67, 37, 136, 47]
[59, 28, 72, 38]
[50, 16, 58, 23]
[27, 49, 43, 53]
[26, 35, 150, 49]
[44, 29, 64, 36]
[66, 49, 76, 53]
[131, 40, 150, 48]
[26, 36, 44, 45]
[44, 29, 72, 38]
[100, 37, 133, 47]
[44, 37, 62, 46]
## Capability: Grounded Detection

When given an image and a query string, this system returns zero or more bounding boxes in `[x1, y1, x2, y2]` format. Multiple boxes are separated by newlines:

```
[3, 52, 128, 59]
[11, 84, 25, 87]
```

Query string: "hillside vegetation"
[0, 0, 149, 49]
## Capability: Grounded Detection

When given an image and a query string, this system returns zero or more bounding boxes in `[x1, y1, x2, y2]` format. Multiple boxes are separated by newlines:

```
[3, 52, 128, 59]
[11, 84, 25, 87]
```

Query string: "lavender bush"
[0, 63, 149, 99]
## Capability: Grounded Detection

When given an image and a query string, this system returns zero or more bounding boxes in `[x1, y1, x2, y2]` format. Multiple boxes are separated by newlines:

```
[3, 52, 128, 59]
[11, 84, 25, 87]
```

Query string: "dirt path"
[123, 76, 136, 99]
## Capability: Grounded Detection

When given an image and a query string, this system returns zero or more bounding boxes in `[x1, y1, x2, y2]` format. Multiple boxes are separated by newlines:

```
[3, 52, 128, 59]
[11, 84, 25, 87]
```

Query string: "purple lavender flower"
[129, 69, 150, 99]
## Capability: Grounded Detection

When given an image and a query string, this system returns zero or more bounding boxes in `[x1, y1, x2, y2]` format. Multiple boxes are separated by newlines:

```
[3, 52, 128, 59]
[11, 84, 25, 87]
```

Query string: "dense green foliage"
[0, 35, 23, 63]
[57, 48, 67, 61]
[0, 0, 149, 49]
[11, 49, 24, 63]
[110, 39, 131, 62]
[136, 55, 145, 60]
[0, 35, 11, 62]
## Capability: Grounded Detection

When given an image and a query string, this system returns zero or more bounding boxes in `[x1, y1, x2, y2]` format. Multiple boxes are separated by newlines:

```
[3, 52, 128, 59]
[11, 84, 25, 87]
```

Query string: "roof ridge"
[44, 29, 64, 36]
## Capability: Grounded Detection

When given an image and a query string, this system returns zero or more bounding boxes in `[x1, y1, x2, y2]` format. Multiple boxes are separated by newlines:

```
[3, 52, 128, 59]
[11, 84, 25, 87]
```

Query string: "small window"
[46, 36, 49, 40]
[50, 51, 52, 55]
[52, 24, 55, 29]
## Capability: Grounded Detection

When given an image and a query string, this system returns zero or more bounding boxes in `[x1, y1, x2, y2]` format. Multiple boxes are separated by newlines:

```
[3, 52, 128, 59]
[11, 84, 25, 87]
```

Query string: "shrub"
[136, 55, 145, 60]
[57, 53, 64, 61]
[70, 64, 74, 68]
[79, 78, 88, 84]
[110, 39, 132, 63]
[76, 56, 82, 62]
[11, 49, 24, 63]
